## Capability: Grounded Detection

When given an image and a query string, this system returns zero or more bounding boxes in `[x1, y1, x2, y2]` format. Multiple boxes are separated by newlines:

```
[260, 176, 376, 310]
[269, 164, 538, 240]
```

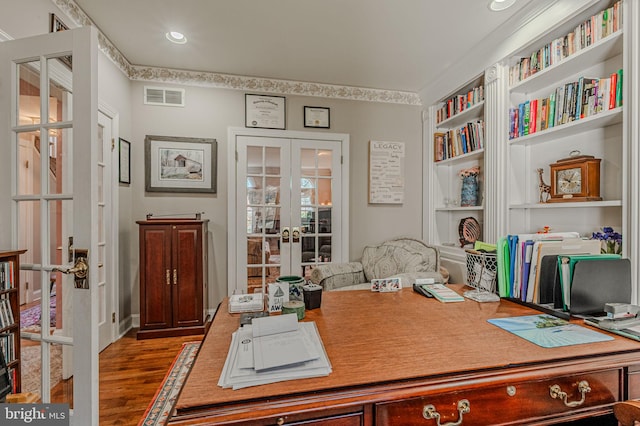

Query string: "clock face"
[556, 167, 582, 194]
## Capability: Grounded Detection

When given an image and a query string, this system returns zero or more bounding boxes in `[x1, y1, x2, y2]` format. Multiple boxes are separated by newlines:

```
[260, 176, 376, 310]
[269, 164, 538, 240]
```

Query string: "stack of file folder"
[218, 313, 332, 390]
[496, 232, 630, 316]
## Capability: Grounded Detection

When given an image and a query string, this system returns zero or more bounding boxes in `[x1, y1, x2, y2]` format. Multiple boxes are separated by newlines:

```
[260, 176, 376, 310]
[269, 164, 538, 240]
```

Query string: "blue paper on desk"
[488, 314, 613, 348]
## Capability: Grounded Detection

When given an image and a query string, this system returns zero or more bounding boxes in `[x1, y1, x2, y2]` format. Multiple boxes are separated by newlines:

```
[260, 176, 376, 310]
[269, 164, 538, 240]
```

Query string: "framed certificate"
[245, 94, 286, 129]
[304, 106, 330, 128]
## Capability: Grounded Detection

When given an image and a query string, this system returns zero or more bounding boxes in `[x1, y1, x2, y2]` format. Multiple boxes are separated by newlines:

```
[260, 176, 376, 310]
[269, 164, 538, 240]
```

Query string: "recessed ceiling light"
[166, 31, 187, 44]
[489, 0, 516, 11]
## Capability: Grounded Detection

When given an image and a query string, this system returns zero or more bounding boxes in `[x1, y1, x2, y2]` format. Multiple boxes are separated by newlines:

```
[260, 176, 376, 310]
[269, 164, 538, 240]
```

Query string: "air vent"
[144, 86, 185, 107]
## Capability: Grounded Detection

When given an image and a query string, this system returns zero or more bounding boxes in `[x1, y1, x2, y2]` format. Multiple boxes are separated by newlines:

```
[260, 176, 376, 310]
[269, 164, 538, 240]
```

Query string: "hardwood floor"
[48, 329, 203, 426]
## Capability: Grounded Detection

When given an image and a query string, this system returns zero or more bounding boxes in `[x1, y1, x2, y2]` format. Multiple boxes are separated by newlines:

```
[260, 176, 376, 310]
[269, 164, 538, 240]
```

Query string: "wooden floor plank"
[45, 329, 203, 426]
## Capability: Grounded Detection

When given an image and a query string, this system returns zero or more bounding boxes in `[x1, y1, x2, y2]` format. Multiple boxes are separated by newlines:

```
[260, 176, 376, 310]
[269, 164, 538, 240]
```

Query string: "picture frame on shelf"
[144, 135, 217, 193]
[304, 106, 330, 128]
[118, 138, 131, 184]
[245, 94, 286, 129]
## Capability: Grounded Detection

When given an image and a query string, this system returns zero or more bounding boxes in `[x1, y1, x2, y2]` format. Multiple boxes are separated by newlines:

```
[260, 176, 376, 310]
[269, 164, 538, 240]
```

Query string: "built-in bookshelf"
[423, 0, 636, 286]
[427, 74, 486, 255]
[506, 1, 625, 241]
[0, 249, 25, 395]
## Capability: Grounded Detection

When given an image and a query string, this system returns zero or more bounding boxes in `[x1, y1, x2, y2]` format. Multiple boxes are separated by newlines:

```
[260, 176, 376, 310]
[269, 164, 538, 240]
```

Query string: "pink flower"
[459, 166, 480, 178]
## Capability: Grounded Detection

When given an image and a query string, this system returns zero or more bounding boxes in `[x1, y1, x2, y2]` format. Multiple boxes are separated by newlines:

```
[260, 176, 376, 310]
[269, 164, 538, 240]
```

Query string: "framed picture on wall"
[304, 106, 330, 128]
[245, 94, 286, 129]
[144, 135, 217, 193]
[118, 138, 131, 184]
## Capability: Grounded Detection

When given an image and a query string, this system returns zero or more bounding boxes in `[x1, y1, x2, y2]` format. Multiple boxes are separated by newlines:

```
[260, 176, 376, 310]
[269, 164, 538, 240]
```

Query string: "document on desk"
[218, 314, 332, 390]
[252, 313, 319, 371]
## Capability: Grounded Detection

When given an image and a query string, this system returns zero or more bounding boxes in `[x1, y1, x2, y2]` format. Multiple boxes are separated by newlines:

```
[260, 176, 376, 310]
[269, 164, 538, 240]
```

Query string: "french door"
[229, 129, 349, 295]
[0, 27, 99, 424]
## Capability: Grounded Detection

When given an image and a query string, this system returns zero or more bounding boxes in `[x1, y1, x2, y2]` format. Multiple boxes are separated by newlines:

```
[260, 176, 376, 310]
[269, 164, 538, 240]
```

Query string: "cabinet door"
[140, 226, 173, 329]
[172, 225, 204, 327]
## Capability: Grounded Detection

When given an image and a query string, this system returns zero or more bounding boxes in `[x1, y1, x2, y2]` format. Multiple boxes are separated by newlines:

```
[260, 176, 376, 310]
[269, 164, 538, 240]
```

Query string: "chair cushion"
[362, 238, 440, 282]
[310, 262, 366, 291]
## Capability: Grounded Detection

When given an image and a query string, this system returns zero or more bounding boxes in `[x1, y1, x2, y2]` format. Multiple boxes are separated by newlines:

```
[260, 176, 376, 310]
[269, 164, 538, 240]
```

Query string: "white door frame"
[97, 103, 119, 351]
[227, 127, 350, 297]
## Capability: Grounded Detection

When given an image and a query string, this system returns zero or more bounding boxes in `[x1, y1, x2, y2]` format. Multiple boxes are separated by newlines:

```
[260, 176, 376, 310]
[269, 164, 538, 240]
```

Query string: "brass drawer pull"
[423, 399, 470, 426]
[549, 380, 591, 407]
[166, 269, 171, 285]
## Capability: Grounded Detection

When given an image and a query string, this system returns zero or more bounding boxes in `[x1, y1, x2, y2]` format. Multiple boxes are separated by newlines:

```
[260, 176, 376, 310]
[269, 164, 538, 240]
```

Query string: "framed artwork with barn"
[144, 135, 217, 193]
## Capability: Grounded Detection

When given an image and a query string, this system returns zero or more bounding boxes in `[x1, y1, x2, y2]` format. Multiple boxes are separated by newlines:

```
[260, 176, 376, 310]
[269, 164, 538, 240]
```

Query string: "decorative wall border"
[52, 0, 422, 106]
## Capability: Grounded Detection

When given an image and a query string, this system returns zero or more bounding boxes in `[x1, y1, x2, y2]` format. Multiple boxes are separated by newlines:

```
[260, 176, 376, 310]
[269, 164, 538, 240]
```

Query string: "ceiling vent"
[144, 86, 185, 107]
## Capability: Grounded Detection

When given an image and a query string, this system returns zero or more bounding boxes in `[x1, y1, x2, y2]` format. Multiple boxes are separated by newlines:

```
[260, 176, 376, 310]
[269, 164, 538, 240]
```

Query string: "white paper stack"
[218, 313, 332, 390]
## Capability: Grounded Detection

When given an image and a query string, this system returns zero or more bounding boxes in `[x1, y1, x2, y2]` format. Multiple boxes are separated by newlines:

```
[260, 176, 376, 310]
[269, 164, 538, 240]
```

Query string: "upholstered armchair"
[310, 237, 448, 290]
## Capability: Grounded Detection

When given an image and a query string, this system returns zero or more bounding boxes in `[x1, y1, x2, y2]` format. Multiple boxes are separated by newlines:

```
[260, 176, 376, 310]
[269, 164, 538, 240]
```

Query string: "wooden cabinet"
[0, 249, 26, 393]
[137, 219, 209, 339]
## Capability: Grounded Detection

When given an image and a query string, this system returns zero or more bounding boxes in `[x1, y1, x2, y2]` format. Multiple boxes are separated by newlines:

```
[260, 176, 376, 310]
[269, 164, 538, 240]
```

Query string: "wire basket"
[464, 250, 500, 302]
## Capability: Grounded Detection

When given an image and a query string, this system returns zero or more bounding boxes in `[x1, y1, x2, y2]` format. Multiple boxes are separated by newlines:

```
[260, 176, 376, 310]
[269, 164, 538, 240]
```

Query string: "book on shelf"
[435, 84, 485, 124]
[433, 120, 485, 162]
[0, 332, 16, 363]
[508, 1, 621, 86]
[0, 298, 14, 329]
[0, 261, 15, 291]
[509, 70, 622, 140]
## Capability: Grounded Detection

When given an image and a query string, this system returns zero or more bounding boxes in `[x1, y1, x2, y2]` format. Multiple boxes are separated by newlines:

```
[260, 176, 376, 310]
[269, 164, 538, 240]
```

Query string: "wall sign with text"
[368, 140, 405, 204]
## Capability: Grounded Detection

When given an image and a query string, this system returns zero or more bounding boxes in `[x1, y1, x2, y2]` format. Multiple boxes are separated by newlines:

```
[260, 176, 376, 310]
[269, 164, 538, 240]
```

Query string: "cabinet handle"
[423, 399, 470, 426]
[166, 269, 170, 285]
[549, 380, 591, 407]
[173, 269, 177, 285]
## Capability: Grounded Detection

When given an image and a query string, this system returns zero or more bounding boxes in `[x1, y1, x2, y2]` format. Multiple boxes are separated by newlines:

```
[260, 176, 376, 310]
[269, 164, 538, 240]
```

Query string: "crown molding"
[52, 0, 421, 106]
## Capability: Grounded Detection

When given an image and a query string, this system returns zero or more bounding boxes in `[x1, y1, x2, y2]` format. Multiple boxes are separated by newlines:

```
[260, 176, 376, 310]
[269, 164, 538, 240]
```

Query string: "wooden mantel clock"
[548, 153, 602, 202]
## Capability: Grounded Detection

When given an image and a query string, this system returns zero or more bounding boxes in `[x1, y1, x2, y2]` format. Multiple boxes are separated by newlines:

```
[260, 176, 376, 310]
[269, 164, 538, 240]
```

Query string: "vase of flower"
[459, 167, 480, 207]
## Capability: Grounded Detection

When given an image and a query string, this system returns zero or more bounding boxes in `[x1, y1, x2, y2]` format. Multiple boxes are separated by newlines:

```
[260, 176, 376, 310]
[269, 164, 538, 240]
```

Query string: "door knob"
[53, 256, 89, 289]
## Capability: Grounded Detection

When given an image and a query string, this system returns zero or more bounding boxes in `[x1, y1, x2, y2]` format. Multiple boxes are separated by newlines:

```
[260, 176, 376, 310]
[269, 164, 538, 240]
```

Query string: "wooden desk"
[169, 285, 640, 425]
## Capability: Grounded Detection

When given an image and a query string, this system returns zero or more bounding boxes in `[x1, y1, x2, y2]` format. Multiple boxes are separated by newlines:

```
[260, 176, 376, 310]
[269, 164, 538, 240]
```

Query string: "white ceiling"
[72, 0, 545, 94]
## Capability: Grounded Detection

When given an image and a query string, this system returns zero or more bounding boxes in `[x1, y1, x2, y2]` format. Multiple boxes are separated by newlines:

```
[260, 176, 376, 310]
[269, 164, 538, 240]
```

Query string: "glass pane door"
[2, 27, 99, 423]
[236, 135, 342, 293]
[15, 57, 74, 407]
[294, 143, 339, 281]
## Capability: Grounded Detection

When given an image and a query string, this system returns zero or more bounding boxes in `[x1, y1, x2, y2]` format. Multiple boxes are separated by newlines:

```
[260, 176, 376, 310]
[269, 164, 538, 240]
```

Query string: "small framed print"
[304, 106, 330, 128]
[245, 94, 286, 129]
[118, 138, 131, 184]
[371, 277, 401, 292]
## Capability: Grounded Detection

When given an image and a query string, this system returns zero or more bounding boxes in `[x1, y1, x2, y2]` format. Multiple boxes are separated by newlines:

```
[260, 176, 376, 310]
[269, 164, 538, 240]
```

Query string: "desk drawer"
[375, 369, 620, 425]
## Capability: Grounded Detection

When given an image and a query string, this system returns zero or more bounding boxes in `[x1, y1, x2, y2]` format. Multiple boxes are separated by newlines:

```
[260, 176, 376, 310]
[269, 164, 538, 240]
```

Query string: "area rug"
[21, 343, 63, 394]
[138, 342, 200, 426]
[20, 296, 56, 329]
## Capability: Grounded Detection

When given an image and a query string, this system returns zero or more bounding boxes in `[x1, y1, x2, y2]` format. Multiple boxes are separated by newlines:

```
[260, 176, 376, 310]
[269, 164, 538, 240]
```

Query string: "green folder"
[496, 236, 509, 297]
[557, 253, 621, 311]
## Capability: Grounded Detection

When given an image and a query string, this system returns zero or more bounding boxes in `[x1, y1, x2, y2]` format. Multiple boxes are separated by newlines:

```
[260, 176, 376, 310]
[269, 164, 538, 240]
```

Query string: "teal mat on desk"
[488, 314, 614, 348]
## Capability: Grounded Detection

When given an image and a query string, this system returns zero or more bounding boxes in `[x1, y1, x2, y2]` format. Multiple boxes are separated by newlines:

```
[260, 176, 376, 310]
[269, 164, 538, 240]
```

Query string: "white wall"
[130, 81, 423, 310]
